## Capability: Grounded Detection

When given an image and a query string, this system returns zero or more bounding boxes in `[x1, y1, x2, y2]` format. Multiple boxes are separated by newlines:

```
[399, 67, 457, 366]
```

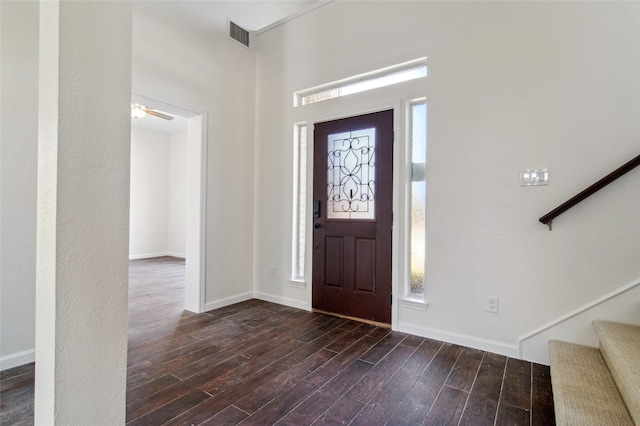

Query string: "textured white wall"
[254, 1, 640, 355]
[35, 1, 131, 423]
[133, 2, 256, 304]
[0, 0, 39, 370]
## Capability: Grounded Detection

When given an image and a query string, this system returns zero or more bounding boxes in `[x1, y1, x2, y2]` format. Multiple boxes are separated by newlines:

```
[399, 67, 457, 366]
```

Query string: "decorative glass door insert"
[326, 128, 376, 220]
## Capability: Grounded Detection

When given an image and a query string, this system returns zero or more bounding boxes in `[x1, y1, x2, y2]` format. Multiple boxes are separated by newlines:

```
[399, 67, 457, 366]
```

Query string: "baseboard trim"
[398, 322, 519, 358]
[204, 292, 253, 312]
[254, 292, 309, 311]
[1, 349, 35, 371]
[165, 252, 186, 259]
[129, 252, 186, 260]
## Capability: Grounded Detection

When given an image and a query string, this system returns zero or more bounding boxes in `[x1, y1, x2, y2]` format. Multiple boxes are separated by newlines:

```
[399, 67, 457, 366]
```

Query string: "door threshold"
[312, 309, 391, 329]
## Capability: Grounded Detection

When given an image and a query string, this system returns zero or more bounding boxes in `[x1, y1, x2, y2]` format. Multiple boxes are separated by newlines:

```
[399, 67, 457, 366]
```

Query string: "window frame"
[404, 99, 428, 303]
[291, 122, 308, 283]
[294, 58, 427, 107]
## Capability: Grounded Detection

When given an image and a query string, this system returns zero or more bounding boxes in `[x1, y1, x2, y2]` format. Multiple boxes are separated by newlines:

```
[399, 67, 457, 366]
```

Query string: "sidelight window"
[292, 123, 308, 281]
[408, 100, 427, 297]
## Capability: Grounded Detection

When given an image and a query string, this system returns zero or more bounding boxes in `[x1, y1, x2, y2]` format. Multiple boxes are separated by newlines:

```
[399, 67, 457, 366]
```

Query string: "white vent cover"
[229, 21, 250, 48]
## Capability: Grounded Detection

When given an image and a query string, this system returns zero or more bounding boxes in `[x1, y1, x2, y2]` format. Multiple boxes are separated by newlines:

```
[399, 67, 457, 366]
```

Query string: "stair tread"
[593, 320, 640, 425]
[549, 339, 633, 425]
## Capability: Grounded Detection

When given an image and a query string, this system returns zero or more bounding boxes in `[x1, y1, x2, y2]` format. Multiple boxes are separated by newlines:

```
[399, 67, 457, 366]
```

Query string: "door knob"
[314, 223, 321, 229]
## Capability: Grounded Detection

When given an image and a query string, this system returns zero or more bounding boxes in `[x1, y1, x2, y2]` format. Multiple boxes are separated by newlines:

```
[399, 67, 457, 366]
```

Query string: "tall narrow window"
[292, 123, 308, 280]
[408, 101, 427, 297]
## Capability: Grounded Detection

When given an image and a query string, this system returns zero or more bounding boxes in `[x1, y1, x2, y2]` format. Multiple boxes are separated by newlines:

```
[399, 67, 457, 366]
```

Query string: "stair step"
[593, 320, 640, 425]
[549, 339, 633, 425]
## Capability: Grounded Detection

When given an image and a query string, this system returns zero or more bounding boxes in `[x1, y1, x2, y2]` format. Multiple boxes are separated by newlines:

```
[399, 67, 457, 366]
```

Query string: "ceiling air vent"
[229, 21, 250, 48]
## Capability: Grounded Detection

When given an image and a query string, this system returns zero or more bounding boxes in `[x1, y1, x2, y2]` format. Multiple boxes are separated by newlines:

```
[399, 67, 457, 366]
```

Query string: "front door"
[312, 110, 393, 324]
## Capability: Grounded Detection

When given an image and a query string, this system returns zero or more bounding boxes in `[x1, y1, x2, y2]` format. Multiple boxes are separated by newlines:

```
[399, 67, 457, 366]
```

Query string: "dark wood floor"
[1, 257, 555, 425]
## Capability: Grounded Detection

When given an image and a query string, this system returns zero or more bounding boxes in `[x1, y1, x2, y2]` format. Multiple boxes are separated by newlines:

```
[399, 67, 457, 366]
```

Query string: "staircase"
[549, 320, 640, 425]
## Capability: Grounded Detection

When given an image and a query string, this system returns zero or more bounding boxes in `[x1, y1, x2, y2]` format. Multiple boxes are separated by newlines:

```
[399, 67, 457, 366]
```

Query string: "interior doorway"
[312, 110, 394, 324]
[130, 93, 207, 312]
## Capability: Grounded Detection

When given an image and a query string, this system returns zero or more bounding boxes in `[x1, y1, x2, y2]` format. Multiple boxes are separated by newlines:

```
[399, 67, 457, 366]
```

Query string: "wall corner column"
[35, 1, 132, 424]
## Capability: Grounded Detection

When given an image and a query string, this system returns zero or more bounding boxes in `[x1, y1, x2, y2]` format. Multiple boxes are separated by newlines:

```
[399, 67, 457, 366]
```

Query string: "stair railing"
[539, 154, 640, 230]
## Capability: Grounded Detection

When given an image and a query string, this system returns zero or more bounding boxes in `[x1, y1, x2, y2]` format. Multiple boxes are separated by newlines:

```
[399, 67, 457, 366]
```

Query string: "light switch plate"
[521, 168, 549, 186]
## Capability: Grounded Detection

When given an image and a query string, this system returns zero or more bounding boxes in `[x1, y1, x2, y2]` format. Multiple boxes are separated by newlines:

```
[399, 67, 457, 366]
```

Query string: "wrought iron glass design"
[327, 128, 376, 220]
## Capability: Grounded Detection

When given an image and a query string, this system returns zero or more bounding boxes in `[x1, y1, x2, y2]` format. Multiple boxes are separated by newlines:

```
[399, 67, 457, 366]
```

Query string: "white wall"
[254, 1, 640, 357]
[129, 127, 186, 258]
[130, 128, 170, 257]
[168, 130, 187, 256]
[0, 0, 39, 370]
[132, 2, 256, 306]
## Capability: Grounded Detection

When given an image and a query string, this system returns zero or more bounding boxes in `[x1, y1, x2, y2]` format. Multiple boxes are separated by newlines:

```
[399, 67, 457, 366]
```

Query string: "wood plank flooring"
[0, 257, 555, 425]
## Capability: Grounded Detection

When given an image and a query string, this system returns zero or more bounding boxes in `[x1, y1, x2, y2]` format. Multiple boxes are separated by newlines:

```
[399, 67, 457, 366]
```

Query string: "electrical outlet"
[486, 296, 498, 313]
[269, 266, 276, 277]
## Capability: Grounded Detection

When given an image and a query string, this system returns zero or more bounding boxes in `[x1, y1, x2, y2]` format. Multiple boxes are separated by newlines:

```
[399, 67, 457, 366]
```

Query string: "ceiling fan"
[131, 103, 174, 121]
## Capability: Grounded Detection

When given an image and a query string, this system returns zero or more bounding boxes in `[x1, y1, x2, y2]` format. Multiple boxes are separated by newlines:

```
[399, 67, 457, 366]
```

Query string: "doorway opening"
[129, 93, 207, 312]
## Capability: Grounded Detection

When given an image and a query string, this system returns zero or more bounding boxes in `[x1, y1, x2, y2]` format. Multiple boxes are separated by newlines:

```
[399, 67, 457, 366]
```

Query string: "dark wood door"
[312, 110, 393, 324]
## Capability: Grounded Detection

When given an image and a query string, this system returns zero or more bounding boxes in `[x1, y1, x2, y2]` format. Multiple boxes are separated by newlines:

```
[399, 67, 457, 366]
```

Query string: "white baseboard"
[254, 291, 310, 311]
[129, 252, 186, 260]
[1, 349, 35, 371]
[398, 322, 519, 359]
[204, 292, 253, 312]
[165, 252, 186, 259]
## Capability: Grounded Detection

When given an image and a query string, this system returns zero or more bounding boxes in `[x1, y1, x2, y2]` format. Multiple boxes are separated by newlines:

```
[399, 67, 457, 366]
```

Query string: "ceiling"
[132, 0, 327, 135]
[138, 0, 326, 33]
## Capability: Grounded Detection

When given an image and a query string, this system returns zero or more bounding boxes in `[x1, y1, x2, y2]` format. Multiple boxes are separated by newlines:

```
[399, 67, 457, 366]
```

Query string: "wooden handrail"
[539, 154, 640, 230]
